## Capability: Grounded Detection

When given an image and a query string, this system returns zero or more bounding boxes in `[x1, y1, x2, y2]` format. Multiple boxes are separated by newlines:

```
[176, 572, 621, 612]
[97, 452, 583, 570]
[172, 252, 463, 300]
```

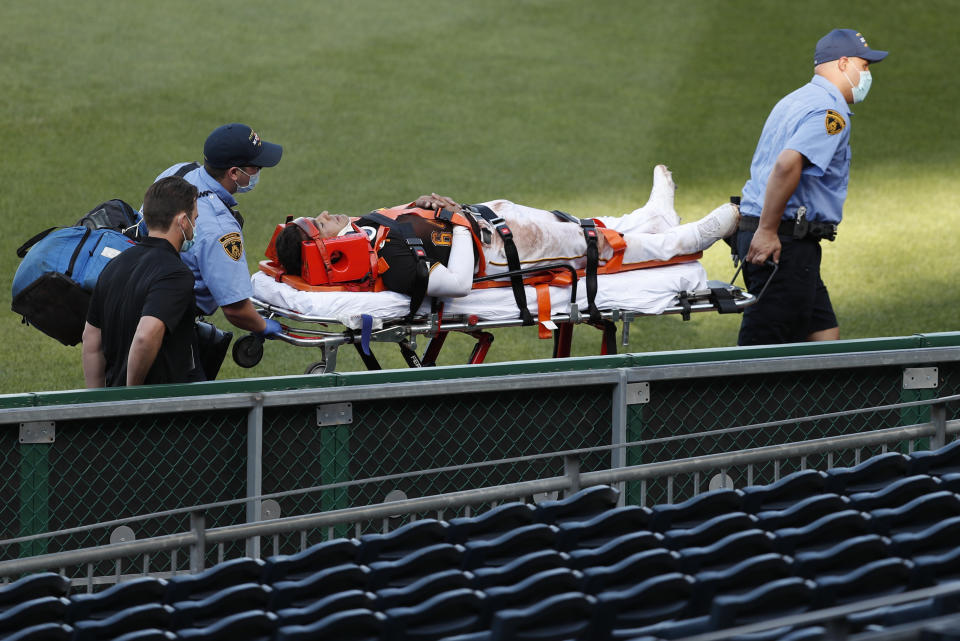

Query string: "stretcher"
[234, 257, 755, 374]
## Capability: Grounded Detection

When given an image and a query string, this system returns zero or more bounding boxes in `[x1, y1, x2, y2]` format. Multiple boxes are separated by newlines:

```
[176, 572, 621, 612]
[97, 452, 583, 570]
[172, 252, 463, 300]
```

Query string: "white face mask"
[236, 168, 260, 193]
[843, 66, 872, 103]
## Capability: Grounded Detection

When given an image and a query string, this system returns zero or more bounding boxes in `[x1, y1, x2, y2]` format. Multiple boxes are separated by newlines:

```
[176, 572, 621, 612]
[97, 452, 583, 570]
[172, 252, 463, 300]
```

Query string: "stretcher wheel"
[232, 334, 264, 368]
[305, 360, 329, 375]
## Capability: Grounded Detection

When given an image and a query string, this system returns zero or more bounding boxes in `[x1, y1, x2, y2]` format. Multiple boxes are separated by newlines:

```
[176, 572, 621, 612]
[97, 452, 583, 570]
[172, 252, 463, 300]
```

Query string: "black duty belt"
[738, 215, 837, 241]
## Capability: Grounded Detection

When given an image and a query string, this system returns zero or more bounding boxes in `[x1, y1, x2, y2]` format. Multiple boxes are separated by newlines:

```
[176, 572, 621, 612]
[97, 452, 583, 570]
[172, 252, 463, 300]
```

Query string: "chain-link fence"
[3, 333, 960, 566]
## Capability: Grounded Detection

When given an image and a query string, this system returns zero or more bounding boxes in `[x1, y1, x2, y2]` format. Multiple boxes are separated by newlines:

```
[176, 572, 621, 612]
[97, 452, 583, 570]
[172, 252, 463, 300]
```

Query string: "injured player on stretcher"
[273, 165, 740, 301]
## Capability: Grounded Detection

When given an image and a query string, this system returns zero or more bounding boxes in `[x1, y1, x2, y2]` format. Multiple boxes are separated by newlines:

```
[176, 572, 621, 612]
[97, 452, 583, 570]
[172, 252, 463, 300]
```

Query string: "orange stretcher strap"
[536, 283, 553, 339]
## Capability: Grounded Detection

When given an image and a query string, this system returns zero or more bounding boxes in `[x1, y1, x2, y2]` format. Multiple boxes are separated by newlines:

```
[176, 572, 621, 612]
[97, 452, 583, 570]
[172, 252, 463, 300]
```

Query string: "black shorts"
[736, 230, 838, 345]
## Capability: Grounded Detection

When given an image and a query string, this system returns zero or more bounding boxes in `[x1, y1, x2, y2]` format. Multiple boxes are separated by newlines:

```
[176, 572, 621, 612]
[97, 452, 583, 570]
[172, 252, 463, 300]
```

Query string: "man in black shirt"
[82, 177, 200, 387]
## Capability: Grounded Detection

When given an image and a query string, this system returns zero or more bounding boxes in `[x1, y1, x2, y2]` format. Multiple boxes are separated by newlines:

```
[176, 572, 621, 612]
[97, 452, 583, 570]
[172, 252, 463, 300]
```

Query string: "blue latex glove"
[255, 318, 283, 340]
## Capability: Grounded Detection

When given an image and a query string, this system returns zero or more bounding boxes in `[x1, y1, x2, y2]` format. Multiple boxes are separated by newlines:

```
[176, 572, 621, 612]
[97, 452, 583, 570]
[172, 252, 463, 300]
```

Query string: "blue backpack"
[12, 201, 141, 346]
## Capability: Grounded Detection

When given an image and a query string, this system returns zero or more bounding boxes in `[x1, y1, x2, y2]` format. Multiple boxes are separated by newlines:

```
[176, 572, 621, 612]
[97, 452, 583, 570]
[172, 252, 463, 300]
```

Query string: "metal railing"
[2, 393, 957, 591]
[4, 337, 960, 571]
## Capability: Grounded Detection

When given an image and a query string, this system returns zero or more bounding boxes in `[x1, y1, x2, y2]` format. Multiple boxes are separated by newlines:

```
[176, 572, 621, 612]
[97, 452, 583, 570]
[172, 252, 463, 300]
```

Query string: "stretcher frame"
[238, 264, 756, 374]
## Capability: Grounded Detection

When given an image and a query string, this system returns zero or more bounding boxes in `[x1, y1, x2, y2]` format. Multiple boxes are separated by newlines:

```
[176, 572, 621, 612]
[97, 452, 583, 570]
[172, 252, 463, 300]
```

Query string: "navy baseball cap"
[814, 29, 888, 65]
[203, 123, 283, 168]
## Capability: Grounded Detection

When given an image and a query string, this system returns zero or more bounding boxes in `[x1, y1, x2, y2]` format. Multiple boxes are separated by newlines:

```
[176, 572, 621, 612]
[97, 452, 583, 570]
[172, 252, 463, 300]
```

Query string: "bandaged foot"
[663, 203, 739, 255]
[694, 202, 740, 245]
[638, 165, 681, 233]
[619, 202, 739, 263]
[649, 165, 679, 220]
[603, 165, 681, 235]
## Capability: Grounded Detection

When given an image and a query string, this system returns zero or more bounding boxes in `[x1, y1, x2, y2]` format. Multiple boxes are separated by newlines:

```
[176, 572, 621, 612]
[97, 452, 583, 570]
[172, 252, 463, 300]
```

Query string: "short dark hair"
[275, 224, 304, 275]
[143, 176, 198, 231]
[203, 162, 229, 181]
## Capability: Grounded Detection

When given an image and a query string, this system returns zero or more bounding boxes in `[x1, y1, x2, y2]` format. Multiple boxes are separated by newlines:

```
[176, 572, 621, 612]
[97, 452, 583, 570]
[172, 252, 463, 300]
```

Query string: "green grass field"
[2, 1, 958, 393]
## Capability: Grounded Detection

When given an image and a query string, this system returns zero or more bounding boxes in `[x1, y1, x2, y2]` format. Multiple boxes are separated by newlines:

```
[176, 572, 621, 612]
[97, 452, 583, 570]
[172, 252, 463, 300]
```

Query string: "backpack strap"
[65, 228, 93, 278]
[16, 227, 58, 258]
[174, 162, 201, 178]
[552, 210, 602, 323]
[363, 212, 430, 319]
[467, 205, 535, 326]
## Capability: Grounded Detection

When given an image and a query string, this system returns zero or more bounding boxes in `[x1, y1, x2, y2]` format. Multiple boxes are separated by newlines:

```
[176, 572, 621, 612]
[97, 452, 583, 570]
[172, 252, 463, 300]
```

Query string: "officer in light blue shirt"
[154, 124, 284, 375]
[736, 29, 888, 346]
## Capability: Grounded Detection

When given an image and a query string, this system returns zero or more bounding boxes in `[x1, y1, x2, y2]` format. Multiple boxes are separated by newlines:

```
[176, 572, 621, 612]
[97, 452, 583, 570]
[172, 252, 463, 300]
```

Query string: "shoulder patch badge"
[825, 110, 846, 136]
[219, 232, 244, 261]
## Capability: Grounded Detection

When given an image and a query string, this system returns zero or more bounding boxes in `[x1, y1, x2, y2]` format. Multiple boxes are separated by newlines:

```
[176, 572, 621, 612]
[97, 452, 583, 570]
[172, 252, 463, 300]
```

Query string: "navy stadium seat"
[709, 577, 815, 629]
[909, 439, 960, 476]
[890, 514, 960, 557]
[566, 530, 665, 570]
[164, 558, 264, 603]
[754, 493, 850, 531]
[446, 503, 536, 544]
[916, 619, 960, 641]
[13, 447, 960, 639]
[376, 570, 474, 610]
[911, 546, 960, 586]
[0, 623, 73, 641]
[792, 534, 892, 580]
[847, 474, 942, 512]
[595, 573, 695, 631]
[725, 626, 809, 641]
[773, 627, 829, 641]
[170, 583, 271, 629]
[678, 529, 777, 574]
[772, 509, 872, 555]
[0, 596, 69, 635]
[462, 524, 557, 570]
[936, 472, 960, 494]
[844, 597, 941, 632]
[663, 512, 758, 550]
[263, 537, 360, 583]
[359, 519, 450, 564]
[869, 491, 960, 536]
[483, 568, 583, 613]
[0, 573, 69, 612]
[275, 608, 387, 641]
[740, 470, 827, 513]
[369, 543, 464, 590]
[649, 489, 743, 531]
[533, 486, 620, 525]
[580, 549, 680, 594]
[71, 603, 173, 641]
[823, 452, 910, 494]
[112, 630, 177, 641]
[470, 550, 569, 590]
[554, 505, 653, 550]
[812, 558, 915, 607]
[277, 589, 377, 627]
[691, 553, 794, 614]
[490, 592, 598, 641]
[270, 563, 371, 610]
[609, 616, 712, 640]
[176, 610, 277, 641]
[69, 577, 167, 623]
[437, 632, 492, 641]
[384, 588, 487, 641]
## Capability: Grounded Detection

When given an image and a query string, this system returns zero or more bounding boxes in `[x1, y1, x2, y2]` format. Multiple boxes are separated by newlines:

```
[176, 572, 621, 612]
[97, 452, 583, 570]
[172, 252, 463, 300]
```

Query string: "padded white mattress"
[250, 261, 707, 329]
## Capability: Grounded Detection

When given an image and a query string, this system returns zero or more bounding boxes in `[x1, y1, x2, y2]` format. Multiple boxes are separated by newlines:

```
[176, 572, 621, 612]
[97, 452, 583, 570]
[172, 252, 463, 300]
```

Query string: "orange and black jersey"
[356, 213, 473, 297]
